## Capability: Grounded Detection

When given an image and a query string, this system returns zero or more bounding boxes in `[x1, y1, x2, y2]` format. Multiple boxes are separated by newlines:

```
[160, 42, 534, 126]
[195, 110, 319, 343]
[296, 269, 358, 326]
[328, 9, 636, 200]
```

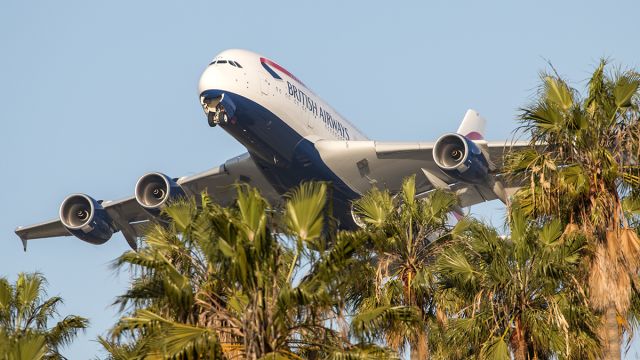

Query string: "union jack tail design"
[457, 109, 486, 140]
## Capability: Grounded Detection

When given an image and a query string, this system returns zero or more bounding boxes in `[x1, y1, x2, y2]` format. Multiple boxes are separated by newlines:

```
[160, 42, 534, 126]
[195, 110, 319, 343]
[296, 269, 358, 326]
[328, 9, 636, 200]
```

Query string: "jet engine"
[135, 172, 185, 217]
[59, 194, 114, 244]
[433, 133, 489, 184]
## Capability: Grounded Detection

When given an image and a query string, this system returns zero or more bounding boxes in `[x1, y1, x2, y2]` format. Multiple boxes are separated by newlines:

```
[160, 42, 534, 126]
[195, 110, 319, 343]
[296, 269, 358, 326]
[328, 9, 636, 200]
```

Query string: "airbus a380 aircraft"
[15, 49, 525, 251]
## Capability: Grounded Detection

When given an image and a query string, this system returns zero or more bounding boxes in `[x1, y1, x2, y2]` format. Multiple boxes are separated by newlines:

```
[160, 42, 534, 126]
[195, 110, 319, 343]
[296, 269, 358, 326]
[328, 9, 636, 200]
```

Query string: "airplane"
[15, 49, 526, 251]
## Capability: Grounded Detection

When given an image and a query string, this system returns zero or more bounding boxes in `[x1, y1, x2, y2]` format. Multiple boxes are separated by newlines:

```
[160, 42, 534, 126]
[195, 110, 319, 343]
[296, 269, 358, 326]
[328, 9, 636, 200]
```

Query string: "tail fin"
[456, 109, 486, 140]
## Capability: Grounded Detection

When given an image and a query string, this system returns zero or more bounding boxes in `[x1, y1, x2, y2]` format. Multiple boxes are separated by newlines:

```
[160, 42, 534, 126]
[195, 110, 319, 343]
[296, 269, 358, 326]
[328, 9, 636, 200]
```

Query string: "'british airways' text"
[287, 81, 350, 140]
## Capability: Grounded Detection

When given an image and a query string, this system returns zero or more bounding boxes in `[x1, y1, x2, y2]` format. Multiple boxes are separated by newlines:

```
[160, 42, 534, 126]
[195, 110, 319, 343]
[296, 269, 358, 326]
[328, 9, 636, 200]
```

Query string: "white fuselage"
[198, 49, 367, 144]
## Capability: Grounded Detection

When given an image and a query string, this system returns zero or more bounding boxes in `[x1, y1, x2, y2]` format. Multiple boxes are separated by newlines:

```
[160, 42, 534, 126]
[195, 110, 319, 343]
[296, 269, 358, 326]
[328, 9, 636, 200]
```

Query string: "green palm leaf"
[285, 181, 327, 243]
[507, 59, 640, 358]
[104, 183, 382, 359]
[544, 76, 574, 110]
[480, 336, 510, 360]
[352, 187, 393, 228]
[0, 273, 87, 359]
[613, 72, 640, 108]
[351, 306, 421, 340]
[436, 207, 597, 358]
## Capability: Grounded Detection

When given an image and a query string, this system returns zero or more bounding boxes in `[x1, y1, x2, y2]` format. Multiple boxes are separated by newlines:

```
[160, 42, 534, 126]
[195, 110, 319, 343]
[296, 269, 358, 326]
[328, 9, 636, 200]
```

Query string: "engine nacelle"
[433, 133, 489, 184]
[59, 194, 114, 245]
[135, 172, 185, 217]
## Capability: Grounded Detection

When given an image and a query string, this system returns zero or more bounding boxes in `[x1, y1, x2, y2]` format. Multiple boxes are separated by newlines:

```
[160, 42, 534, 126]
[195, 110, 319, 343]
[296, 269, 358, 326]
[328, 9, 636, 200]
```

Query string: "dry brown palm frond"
[563, 222, 580, 237]
[435, 307, 447, 328]
[606, 230, 619, 264]
[589, 240, 632, 312]
[375, 256, 392, 301]
[588, 245, 610, 311]
[620, 228, 640, 273]
[415, 332, 428, 360]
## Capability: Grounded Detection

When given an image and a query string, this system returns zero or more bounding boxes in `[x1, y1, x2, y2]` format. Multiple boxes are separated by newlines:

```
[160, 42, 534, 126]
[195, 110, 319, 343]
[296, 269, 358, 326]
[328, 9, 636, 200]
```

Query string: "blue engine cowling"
[135, 172, 185, 218]
[59, 194, 114, 244]
[433, 133, 489, 184]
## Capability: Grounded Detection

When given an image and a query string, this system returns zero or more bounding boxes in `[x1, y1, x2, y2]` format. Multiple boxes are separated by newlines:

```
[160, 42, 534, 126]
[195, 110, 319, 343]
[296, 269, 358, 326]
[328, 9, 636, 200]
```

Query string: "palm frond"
[285, 181, 327, 245]
[45, 315, 88, 350]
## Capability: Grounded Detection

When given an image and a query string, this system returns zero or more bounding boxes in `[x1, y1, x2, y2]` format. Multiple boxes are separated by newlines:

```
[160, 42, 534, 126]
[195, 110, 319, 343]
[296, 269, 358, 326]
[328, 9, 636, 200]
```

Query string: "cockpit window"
[208, 59, 242, 68]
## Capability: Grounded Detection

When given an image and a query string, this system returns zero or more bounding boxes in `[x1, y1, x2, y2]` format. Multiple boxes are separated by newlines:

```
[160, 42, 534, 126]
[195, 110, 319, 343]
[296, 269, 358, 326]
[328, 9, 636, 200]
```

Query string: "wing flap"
[374, 142, 435, 159]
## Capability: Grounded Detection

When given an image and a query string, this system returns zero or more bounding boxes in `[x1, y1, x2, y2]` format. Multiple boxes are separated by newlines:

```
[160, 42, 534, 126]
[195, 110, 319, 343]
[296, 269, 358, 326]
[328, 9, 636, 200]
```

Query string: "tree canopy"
[0, 272, 88, 360]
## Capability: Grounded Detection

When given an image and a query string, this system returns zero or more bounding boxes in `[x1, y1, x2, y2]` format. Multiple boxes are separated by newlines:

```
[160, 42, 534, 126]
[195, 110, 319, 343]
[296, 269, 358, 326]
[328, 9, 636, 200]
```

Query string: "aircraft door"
[260, 73, 272, 97]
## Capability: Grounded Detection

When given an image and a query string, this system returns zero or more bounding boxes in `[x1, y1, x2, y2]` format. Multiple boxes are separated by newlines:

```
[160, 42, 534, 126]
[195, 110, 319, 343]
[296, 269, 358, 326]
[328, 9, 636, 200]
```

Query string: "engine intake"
[433, 133, 489, 184]
[59, 194, 114, 244]
[135, 172, 185, 217]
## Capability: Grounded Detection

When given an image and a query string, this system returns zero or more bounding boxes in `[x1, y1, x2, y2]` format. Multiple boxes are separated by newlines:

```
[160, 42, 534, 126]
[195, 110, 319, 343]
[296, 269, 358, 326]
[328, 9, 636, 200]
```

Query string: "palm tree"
[103, 183, 393, 359]
[349, 176, 458, 359]
[435, 207, 600, 359]
[0, 272, 89, 360]
[506, 61, 640, 359]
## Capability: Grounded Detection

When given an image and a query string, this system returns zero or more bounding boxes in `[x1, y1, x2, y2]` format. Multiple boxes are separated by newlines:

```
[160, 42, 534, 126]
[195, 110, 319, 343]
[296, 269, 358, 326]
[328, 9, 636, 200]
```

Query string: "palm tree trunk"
[410, 348, 421, 360]
[514, 341, 527, 360]
[512, 318, 527, 360]
[604, 304, 621, 360]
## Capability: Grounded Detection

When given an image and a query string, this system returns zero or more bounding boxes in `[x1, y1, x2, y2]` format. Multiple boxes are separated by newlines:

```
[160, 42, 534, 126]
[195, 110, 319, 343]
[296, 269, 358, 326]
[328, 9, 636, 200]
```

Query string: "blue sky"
[2, 0, 640, 357]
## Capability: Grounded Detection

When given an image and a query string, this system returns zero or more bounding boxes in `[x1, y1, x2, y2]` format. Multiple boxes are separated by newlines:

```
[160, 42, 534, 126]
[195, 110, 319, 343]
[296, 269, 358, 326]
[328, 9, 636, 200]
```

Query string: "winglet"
[457, 109, 486, 140]
[15, 227, 28, 251]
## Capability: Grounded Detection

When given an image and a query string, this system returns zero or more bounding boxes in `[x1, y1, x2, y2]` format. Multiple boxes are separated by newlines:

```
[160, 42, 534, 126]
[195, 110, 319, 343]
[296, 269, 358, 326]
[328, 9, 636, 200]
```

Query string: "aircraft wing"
[314, 138, 529, 208]
[14, 153, 278, 251]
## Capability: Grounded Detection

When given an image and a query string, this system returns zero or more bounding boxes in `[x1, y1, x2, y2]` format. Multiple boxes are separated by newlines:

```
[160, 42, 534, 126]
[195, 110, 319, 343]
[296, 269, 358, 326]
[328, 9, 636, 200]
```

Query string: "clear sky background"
[2, 0, 640, 358]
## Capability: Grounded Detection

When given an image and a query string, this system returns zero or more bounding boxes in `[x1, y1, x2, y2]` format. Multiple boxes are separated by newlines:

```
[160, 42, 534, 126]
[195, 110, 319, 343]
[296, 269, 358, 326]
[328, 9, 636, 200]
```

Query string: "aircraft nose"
[198, 63, 221, 95]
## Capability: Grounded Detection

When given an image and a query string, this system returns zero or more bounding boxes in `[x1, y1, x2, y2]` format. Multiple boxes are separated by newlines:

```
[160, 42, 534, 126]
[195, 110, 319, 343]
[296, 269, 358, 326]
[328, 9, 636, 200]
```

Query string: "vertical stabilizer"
[457, 109, 486, 140]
